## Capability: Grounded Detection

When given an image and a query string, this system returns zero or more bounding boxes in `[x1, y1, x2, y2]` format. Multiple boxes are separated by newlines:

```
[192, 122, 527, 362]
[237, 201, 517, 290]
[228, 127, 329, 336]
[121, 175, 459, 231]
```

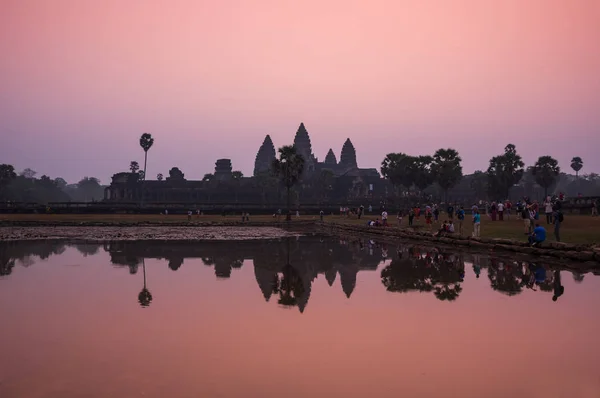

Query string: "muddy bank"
[0, 220, 315, 227]
[322, 223, 600, 264]
[0, 226, 300, 241]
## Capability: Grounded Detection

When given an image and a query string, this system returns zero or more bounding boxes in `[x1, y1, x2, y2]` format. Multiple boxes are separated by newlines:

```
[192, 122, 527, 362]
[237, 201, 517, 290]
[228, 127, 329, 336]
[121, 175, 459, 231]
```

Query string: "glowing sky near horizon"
[1, 0, 599, 183]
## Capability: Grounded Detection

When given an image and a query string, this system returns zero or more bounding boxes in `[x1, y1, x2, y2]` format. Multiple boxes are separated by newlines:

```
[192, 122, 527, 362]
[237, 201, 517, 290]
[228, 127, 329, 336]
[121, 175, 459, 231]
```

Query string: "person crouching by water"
[435, 220, 455, 237]
[528, 223, 547, 247]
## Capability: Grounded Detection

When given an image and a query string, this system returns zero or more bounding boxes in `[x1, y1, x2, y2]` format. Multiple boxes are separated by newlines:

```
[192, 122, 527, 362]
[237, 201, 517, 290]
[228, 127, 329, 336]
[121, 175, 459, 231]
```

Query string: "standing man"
[553, 207, 563, 242]
[456, 206, 466, 235]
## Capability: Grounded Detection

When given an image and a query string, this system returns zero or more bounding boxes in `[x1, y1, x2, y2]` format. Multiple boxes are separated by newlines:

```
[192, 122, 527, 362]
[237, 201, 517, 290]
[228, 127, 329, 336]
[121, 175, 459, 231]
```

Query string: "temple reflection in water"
[1, 236, 595, 312]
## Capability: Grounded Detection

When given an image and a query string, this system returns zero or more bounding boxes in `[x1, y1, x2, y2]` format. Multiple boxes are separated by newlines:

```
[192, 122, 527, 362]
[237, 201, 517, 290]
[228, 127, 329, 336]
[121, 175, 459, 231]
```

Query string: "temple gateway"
[104, 123, 386, 208]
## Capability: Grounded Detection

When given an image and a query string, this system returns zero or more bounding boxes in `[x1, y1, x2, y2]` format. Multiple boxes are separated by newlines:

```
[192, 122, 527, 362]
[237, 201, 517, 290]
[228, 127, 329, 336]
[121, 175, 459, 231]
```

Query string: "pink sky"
[1, 0, 599, 184]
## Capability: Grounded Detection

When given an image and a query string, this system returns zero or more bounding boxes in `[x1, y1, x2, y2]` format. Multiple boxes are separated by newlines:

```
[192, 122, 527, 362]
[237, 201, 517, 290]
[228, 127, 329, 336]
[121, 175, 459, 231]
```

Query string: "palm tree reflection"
[138, 258, 153, 308]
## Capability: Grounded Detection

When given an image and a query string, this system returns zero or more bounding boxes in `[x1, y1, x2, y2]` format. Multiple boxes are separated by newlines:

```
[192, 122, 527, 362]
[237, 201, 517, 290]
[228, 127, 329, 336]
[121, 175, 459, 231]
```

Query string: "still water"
[1, 236, 600, 398]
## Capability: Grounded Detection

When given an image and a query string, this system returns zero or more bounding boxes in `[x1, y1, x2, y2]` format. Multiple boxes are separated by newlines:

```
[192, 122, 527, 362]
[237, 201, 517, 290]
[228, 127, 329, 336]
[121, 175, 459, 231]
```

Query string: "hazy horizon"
[1, 0, 599, 184]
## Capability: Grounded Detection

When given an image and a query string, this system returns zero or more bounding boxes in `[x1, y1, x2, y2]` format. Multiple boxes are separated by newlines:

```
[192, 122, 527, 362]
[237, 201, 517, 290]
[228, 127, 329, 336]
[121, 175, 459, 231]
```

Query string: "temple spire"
[293, 123, 313, 161]
[253, 134, 276, 176]
[339, 138, 357, 168]
[324, 148, 337, 165]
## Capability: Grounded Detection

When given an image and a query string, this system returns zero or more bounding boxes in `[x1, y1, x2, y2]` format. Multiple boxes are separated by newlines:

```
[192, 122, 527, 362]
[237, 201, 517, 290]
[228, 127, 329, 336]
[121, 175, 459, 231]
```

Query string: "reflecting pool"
[1, 237, 600, 398]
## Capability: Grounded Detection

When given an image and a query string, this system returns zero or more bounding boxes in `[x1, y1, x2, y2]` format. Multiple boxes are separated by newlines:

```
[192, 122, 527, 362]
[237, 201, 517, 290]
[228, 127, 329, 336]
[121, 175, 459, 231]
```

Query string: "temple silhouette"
[253, 123, 379, 178]
[103, 123, 385, 206]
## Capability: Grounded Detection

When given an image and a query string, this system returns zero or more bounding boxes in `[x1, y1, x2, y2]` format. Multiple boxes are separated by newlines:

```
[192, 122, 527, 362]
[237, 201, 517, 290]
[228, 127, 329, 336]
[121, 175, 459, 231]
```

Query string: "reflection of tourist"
[552, 270, 564, 301]
[408, 209, 414, 226]
[473, 263, 481, 278]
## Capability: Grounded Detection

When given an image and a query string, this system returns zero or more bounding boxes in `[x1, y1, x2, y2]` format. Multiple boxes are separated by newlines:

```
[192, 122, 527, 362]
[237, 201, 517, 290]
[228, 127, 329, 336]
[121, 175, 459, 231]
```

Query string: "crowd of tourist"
[353, 193, 591, 247]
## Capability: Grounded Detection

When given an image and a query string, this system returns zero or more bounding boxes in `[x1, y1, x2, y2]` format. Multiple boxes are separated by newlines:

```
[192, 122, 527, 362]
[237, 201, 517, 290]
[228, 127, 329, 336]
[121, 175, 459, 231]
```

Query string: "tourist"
[447, 220, 455, 233]
[397, 210, 403, 226]
[368, 204, 373, 213]
[497, 201, 504, 221]
[528, 223, 546, 247]
[490, 201, 497, 221]
[516, 201, 523, 220]
[245, 212, 250, 222]
[447, 203, 454, 220]
[358, 205, 364, 219]
[544, 196, 553, 224]
[196, 209, 200, 218]
[456, 206, 465, 235]
[165, 209, 168, 215]
[505, 200, 512, 220]
[381, 210, 388, 226]
[434, 221, 448, 237]
[425, 208, 433, 229]
[553, 207, 563, 242]
[296, 210, 300, 218]
[408, 208, 415, 226]
[187, 210, 192, 221]
[415, 205, 421, 221]
[472, 210, 481, 237]
[319, 210, 324, 222]
[592, 199, 598, 217]
[433, 206, 440, 222]
[471, 203, 479, 215]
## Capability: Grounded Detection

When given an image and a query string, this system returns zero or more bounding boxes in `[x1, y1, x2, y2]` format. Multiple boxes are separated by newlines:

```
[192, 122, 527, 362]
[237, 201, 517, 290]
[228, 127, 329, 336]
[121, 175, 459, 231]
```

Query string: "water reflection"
[1, 236, 598, 311]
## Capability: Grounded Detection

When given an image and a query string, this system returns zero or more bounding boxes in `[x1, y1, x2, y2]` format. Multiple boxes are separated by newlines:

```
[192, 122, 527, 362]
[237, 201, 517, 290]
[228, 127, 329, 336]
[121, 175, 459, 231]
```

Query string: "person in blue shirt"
[472, 210, 481, 237]
[456, 206, 466, 235]
[528, 223, 546, 246]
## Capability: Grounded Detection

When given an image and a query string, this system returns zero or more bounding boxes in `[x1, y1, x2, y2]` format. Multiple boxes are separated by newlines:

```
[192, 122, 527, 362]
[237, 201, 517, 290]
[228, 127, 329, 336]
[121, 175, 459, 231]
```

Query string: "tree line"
[0, 165, 105, 203]
[380, 144, 589, 200]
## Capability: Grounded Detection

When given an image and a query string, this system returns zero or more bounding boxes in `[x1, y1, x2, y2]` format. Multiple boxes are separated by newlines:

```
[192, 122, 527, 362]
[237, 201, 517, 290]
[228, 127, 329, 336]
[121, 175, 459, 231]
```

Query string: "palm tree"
[570, 157, 583, 179]
[138, 259, 153, 307]
[272, 145, 305, 221]
[139, 133, 154, 180]
[139, 133, 154, 206]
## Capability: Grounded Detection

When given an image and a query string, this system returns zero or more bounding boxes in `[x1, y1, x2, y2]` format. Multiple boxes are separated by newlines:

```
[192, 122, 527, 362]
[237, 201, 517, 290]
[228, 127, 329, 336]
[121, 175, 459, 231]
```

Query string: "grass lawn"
[329, 213, 600, 245]
[1, 213, 599, 245]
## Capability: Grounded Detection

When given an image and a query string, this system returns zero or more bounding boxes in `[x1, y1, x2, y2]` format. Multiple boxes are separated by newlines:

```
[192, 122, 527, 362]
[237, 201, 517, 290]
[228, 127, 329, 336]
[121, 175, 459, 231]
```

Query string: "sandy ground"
[0, 226, 300, 241]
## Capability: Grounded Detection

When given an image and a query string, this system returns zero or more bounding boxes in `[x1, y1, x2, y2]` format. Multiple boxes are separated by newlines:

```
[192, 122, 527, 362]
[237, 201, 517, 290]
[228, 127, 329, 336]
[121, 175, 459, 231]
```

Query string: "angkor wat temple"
[104, 123, 387, 208]
[253, 123, 379, 178]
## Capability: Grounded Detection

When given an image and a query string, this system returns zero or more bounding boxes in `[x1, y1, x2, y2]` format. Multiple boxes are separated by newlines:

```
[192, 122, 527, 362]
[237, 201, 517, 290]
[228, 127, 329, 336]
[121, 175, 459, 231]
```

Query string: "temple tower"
[253, 135, 276, 176]
[339, 138, 358, 169]
[324, 148, 337, 166]
[214, 159, 233, 181]
[293, 123, 316, 173]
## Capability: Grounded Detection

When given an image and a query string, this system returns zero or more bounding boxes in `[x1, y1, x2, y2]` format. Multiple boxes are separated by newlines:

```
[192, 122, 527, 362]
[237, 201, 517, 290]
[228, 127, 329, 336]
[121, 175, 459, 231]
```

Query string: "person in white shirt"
[381, 210, 388, 226]
[497, 202, 504, 221]
[544, 197, 553, 224]
[447, 221, 455, 233]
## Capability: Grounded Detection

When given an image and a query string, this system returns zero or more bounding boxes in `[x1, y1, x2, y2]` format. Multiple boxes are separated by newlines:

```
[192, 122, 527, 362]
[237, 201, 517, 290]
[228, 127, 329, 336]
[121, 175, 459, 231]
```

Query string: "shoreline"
[1, 219, 599, 264]
[320, 222, 600, 263]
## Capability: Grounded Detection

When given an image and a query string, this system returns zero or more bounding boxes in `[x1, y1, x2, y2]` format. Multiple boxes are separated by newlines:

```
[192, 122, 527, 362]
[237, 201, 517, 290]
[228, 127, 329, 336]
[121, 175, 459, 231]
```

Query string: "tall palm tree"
[272, 145, 305, 221]
[139, 133, 154, 206]
[139, 133, 154, 180]
[570, 156, 583, 179]
[138, 258, 153, 307]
